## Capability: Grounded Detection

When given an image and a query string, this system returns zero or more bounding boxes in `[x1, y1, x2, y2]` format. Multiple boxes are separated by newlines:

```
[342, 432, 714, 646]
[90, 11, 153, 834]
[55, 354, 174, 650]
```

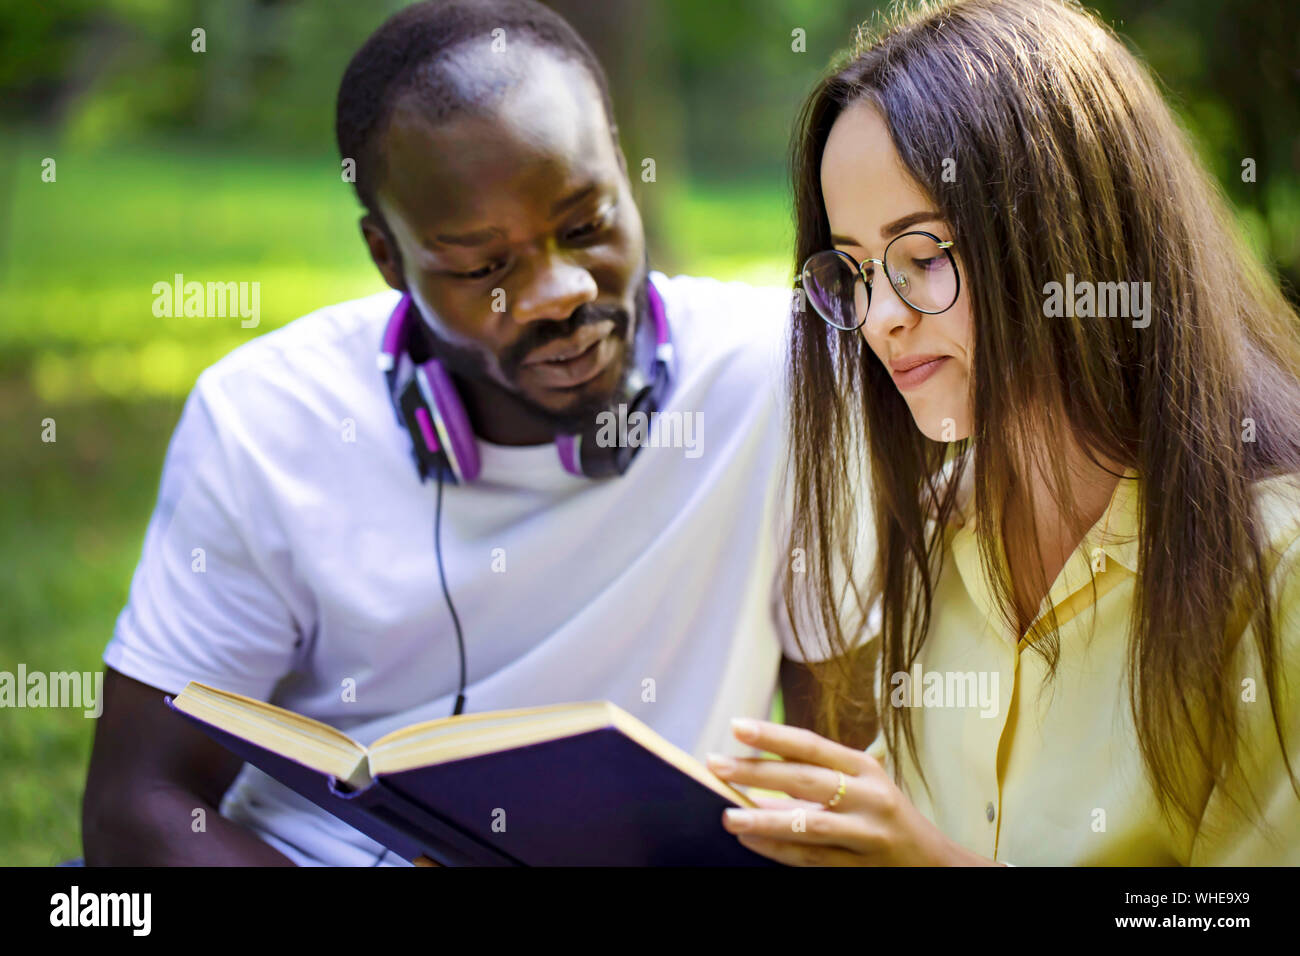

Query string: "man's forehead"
[376, 48, 620, 235]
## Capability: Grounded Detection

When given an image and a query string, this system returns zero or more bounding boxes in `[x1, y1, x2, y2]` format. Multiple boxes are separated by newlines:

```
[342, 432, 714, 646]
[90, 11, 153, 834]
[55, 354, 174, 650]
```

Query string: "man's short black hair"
[336, 0, 617, 222]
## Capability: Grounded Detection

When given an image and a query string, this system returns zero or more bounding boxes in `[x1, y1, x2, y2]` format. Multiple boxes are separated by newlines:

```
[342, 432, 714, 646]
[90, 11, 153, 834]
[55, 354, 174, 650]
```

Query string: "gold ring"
[824, 771, 847, 810]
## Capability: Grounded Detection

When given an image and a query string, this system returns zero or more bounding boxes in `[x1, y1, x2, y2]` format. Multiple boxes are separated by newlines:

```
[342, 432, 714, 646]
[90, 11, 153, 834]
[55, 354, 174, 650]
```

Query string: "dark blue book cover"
[165, 694, 780, 866]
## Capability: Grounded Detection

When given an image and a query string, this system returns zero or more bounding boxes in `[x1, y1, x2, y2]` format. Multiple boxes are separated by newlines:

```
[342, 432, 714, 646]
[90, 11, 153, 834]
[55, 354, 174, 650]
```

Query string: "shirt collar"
[946, 462, 1140, 565]
[945, 464, 1142, 634]
[1084, 467, 1141, 573]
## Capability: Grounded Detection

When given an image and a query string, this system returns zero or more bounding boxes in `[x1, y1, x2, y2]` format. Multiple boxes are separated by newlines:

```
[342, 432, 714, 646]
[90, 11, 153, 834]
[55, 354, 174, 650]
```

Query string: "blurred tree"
[1089, 0, 1300, 298]
[545, 0, 687, 269]
[1, 0, 1296, 296]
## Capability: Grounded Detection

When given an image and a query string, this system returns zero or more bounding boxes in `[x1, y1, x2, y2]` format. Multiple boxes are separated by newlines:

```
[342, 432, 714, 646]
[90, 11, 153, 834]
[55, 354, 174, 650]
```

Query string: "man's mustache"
[499, 301, 632, 380]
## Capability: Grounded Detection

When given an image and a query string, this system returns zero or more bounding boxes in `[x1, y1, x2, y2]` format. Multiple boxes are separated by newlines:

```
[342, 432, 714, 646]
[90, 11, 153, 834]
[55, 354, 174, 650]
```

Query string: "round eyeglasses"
[797, 230, 960, 331]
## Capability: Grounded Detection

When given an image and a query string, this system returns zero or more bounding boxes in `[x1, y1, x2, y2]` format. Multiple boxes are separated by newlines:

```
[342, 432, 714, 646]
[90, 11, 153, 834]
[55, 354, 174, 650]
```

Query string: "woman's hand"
[707, 718, 1000, 866]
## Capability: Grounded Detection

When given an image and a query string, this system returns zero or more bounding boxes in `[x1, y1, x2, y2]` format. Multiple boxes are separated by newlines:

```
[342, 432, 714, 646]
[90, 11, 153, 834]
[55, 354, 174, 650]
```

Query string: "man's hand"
[83, 667, 296, 865]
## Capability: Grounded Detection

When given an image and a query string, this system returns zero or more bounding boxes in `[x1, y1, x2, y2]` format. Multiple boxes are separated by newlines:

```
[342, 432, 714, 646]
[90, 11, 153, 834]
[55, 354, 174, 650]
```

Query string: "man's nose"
[509, 250, 598, 324]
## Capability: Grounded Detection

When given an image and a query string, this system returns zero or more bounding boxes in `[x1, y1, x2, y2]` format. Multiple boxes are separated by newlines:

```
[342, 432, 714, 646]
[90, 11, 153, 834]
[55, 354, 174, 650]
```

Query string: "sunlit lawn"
[0, 136, 792, 865]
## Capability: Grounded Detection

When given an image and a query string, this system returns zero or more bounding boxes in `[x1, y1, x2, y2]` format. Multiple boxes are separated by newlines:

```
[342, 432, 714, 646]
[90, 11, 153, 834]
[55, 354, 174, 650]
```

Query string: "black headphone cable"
[434, 468, 468, 717]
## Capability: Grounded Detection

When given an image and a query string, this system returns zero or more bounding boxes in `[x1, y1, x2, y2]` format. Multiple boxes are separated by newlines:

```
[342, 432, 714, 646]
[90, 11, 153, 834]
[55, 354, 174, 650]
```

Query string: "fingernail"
[707, 752, 736, 774]
[723, 809, 753, 831]
[731, 718, 758, 742]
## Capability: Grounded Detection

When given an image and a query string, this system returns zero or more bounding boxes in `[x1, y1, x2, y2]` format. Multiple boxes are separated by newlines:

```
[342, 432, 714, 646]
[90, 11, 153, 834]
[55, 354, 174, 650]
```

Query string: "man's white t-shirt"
[103, 271, 828, 866]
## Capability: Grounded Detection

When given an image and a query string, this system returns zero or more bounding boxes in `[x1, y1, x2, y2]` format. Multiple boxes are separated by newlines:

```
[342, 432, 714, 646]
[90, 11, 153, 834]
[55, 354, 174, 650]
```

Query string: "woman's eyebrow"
[830, 210, 944, 247]
[882, 210, 942, 237]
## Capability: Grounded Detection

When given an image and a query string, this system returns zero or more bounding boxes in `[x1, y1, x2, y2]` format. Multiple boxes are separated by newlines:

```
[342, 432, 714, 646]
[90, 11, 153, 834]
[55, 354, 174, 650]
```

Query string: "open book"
[166, 682, 777, 866]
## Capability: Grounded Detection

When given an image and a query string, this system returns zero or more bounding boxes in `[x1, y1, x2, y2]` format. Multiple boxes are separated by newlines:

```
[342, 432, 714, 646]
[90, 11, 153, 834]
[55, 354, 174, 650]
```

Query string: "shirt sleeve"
[771, 420, 881, 663]
[769, 556, 883, 660]
[1188, 532, 1300, 865]
[103, 374, 305, 699]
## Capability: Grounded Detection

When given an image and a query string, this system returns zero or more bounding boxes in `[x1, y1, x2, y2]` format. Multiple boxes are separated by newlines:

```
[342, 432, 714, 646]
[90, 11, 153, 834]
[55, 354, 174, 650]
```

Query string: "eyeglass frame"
[795, 230, 960, 331]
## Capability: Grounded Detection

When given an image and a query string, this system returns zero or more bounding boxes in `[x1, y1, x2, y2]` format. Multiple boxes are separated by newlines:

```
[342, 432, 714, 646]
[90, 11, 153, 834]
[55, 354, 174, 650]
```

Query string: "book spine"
[359, 777, 525, 867]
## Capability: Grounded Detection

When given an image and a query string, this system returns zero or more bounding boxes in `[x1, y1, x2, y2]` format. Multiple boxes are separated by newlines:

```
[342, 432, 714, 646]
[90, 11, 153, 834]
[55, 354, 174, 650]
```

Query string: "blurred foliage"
[0, 0, 1296, 865]
[1085, 0, 1300, 291]
[2, 0, 1294, 278]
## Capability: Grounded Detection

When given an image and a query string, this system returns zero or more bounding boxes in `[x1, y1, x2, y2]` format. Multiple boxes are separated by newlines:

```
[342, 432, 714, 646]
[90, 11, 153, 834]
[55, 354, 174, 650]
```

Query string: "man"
[82, 0, 854, 866]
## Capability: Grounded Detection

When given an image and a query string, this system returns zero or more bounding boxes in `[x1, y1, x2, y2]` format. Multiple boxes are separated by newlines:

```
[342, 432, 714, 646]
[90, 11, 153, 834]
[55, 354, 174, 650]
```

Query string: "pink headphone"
[378, 279, 673, 483]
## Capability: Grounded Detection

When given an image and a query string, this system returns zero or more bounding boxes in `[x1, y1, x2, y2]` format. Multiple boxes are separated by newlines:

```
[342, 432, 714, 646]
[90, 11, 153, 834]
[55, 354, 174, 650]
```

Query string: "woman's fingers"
[735, 834, 874, 867]
[723, 807, 885, 866]
[749, 794, 825, 812]
[723, 806, 866, 844]
[729, 718, 871, 775]
[710, 753, 848, 805]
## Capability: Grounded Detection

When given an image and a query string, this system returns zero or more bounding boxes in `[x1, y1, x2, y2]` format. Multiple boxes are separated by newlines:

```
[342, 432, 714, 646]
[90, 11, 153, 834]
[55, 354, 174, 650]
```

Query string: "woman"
[708, 0, 1300, 864]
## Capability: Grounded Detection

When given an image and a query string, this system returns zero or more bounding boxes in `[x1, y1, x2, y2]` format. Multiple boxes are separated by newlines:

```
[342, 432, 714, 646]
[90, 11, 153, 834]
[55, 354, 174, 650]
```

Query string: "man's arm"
[778, 656, 820, 732]
[82, 667, 295, 866]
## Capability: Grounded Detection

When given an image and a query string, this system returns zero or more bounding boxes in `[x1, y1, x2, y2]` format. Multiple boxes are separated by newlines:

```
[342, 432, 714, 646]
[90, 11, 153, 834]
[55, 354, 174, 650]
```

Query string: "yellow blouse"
[865, 468, 1300, 864]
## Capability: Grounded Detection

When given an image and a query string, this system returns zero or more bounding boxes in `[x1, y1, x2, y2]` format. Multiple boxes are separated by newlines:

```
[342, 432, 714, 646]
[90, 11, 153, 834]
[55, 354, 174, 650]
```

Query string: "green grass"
[0, 136, 792, 865]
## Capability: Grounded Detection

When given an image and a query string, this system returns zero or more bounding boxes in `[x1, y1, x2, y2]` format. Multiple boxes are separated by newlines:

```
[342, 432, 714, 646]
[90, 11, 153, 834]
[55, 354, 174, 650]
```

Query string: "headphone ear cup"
[572, 359, 669, 479]
[414, 359, 481, 484]
[563, 281, 674, 480]
[575, 421, 632, 479]
[384, 294, 482, 485]
[398, 379, 455, 483]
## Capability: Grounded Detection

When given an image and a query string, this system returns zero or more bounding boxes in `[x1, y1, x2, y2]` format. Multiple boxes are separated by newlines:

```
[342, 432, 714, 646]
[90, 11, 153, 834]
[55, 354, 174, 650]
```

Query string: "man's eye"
[451, 260, 505, 280]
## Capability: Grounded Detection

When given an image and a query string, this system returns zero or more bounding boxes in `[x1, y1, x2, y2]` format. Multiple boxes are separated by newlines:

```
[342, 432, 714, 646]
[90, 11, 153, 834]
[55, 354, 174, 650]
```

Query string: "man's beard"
[415, 276, 648, 435]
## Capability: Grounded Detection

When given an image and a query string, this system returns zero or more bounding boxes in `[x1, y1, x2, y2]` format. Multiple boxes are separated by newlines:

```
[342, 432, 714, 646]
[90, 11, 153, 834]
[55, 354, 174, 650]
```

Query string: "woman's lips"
[891, 355, 950, 390]
[522, 332, 618, 389]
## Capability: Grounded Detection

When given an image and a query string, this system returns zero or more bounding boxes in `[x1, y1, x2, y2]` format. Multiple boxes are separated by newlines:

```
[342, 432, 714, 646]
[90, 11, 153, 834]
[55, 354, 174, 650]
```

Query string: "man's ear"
[361, 213, 406, 293]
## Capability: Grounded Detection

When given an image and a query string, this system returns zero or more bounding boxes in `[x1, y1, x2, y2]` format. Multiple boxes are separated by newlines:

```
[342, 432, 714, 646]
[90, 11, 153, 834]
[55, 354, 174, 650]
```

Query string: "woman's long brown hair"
[786, 0, 1300, 834]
